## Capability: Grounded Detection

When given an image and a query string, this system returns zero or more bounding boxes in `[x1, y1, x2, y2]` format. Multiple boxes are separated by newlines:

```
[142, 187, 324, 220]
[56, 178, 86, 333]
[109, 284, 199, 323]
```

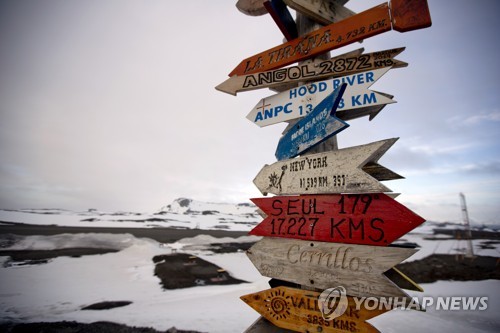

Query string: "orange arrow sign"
[229, 0, 431, 76]
[241, 286, 390, 333]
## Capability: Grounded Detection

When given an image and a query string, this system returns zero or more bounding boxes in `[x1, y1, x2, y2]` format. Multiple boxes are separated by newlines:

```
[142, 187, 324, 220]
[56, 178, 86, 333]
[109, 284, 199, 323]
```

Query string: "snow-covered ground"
[0, 199, 499, 332]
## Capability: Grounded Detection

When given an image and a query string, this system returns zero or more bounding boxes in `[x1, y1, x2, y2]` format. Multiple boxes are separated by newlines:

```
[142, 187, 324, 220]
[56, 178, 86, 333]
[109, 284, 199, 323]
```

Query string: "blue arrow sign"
[275, 83, 348, 161]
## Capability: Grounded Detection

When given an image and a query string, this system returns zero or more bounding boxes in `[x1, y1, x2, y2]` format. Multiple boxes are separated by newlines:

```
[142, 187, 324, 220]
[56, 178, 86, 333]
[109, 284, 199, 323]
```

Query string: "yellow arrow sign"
[241, 286, 391, 333]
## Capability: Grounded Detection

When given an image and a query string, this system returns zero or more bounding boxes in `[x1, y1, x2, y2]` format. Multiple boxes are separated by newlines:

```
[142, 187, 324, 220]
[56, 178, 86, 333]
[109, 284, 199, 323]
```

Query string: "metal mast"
[459, 192, 474, 258]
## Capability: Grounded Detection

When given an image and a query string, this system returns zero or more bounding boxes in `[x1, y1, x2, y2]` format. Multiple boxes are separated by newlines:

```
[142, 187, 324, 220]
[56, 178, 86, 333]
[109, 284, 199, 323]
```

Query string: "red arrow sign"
[250, 193, 425, 246]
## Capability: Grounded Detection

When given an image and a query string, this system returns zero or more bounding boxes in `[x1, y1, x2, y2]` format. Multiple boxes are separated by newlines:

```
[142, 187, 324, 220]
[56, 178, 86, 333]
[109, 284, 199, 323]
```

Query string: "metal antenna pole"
[459, 192, 474, 258]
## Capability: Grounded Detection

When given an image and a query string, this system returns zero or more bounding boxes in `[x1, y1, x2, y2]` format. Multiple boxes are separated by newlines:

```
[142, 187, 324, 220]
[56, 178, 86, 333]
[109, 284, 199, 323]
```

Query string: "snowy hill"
[158, 197, 257, 217]
[0, 198, 261, 231]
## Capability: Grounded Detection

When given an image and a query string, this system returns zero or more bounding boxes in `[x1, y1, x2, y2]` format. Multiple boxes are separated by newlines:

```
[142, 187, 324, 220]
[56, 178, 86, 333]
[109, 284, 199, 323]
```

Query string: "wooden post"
[296, 11, 338, 153]
[296, 9, 336, 294]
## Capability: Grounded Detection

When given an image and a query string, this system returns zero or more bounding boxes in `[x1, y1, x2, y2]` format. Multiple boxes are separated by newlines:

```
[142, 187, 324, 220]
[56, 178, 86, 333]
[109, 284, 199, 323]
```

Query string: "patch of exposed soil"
[81, 301, 132, 310]
[153, 253, 247, 289]
[395, 254, 500, 283]
[0, 321, 203, 333]
[0, 248, 119, 267]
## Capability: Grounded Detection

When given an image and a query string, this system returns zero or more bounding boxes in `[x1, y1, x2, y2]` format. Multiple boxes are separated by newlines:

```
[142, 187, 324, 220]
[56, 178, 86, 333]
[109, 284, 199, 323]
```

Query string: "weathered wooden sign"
[276, 87, 349, 158]
[216, 47, 406, 96]
[229, 3, 390, 76]
[275, 84, 349, 161]
[284, 0, 357, 25]
[277, 93, 393, 134]
[246, 237, 417, 301]
[337, 95, 391, 122]
[249, 193, 426, 246]
[248, 67, 394, 128]
[269, 266, 424, 293]
[275, 84, 349, 160]
[391, 0, 432, 32]
[241, 286, 389, 333]
[386, 267, 423, 292]
[228, 1, 431, 76]
[264, 0, 298, 41]
[236, 0, 268, 16]
[254, 138, 401, 196]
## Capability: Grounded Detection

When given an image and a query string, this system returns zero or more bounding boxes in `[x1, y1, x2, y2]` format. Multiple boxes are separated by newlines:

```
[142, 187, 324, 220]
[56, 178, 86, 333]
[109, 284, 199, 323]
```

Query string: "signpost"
[275, 84, 349, 160]
[247, 67, 394, 128]
[217, 1, 432, 331]
[249, 193, 426, 246]
[228, 1, 431, 76]
[254, 138, 401, 196]
[241, 286, 389, 333]
[246, 237, 418, 301]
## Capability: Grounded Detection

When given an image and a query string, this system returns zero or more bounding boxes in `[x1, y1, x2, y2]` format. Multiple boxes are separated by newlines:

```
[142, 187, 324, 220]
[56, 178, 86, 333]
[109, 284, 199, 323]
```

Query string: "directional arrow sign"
[275, 84, 349, 160]
[278, 93, 393, 134]
[236, 0, 268, 16]
[337, 94, 391, 122]
[269, 266, 424, 293]
[248, 67, 394, 128]
[249, 193, 425, 246]
[228, 1, 431, 76]
[246, 237, 417, 301]
[216, 47, 407, 96]
[385, 267, 423, 292]
[391, 0, 432, 32]
[241, 286, 389, 333]
[255, 138, 401, 196]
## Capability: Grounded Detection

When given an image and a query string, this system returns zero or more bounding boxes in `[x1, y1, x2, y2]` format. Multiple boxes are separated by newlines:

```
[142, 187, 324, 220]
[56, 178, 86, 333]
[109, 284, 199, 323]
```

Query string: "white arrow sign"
[254, 138, 402, 196]
[246, 237, 418, 303]
[247, 67, 394, 127]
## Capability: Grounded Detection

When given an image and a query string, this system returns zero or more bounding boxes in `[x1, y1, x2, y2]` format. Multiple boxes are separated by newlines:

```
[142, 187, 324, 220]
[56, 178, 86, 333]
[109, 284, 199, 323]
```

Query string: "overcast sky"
[0, 0, 499, 224]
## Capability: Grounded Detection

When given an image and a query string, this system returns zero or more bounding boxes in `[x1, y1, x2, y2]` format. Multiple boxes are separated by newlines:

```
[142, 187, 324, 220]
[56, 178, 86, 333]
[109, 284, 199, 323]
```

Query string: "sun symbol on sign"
[265, 289, 291, 320]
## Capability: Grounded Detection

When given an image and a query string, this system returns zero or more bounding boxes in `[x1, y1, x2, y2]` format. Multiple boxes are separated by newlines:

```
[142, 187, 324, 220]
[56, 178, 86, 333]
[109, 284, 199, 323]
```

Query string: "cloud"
[408, 143, 473, 156]
[402, 160, 500, 176]
[448, 109, 500, 127]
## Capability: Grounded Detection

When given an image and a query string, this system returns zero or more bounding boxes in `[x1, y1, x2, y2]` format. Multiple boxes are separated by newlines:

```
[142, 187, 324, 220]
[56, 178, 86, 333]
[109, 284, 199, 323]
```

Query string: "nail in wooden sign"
[249, 193, 425, 246]
[241, 286, 389, 333]
[216, 47, 407, 96]
[254, 138, 401, 196]
[228, 1, 431, 76]
[247, 67, 394, 128]
[284, 0, 358, 25]
[246, 237, 417, 301]
[275, 84, 349, 161]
